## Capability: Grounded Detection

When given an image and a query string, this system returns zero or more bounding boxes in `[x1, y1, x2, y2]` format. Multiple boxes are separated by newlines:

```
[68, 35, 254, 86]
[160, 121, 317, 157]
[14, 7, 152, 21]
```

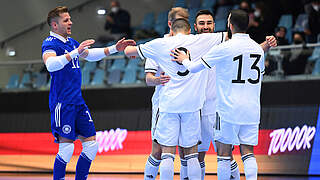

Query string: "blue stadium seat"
[189, 0, 201, 9]
[293, 14, 308, 32]
[19, 73, 31, 88]
[126, 58, 140, 70]
[189, 8, 200, 34]
[109, 59, 126, 71]
[34, 73, 48, 89]
[278, 14, 293, 43]
[214, 19, 227, 32]
[83, 61, 96, 72]
[121, 69, 137, 84]
[174, 0, 187, 8]
[82, 69, 90, 86]
[107, 69, 122, 84]
[6, 74, 19, 89]
[215, 5, 232, 20]
[90, 69, 105, 86]
[141, 12, 155, 30]
[155, 11, 169, 36]
[137, 66, 146, 80]
[201, 0, 217, 9]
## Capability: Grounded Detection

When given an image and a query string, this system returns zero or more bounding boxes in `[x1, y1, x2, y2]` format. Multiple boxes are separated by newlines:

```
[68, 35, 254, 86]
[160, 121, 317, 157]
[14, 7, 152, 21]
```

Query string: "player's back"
[138, 32, 225, 113]
[42, 33, 84, 110]
[214, 33, 264, 125]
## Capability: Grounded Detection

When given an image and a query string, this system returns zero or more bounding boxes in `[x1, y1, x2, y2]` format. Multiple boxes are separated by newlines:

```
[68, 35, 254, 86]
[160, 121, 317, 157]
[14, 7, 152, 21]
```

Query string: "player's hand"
[170, 48, 190, 64]
[78, 39, 95, 54]
[266, 36, 277, 48]
[115, 38, 136, 52]
[160, 72, 170, 86]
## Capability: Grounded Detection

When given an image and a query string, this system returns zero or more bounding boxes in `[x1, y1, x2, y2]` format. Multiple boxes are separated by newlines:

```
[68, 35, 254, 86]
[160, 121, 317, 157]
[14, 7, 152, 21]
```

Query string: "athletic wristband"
[181, 59, 191, 68]
[69, 49, 79, 59]
[108, 45, 118, 54]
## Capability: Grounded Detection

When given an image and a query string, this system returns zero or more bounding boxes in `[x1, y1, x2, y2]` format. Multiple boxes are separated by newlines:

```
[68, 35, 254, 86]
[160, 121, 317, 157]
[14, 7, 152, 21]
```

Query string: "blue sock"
[53, 154, 67, 180]
[75, 152, 92, 180]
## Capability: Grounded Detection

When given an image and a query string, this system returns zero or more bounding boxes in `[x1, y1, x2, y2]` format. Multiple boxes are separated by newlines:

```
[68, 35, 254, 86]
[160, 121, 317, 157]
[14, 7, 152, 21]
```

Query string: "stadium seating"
[201, 0, 217, 9]
[107, 69, 122, 84]
[82, 69, 91, 86]
[91, 69, 105, 86]
[155, 10, 169, 36]
[6, 74, 20, 89]
[141, 12, 155, 30]
[121, 69, 137, 84]
[19, 73, 32, 88]
[174, 0, 187, 8]
[126, 58, 140, 70]
[215, 5, 232, 20]
[293, 14, 308, 32]
[83, 61, 97, 72]
[33, 73, 48, 89]
[214, 19, 227, 32]
[278, 14, 293, 43]
[188, 8, 200, 34]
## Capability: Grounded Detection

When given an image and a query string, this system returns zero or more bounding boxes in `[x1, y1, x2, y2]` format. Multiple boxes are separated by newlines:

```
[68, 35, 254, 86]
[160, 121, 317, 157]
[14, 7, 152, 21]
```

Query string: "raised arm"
[43, 39, 95, 72]
[260, 35, 277, 52]
[170, 49, 206, 73]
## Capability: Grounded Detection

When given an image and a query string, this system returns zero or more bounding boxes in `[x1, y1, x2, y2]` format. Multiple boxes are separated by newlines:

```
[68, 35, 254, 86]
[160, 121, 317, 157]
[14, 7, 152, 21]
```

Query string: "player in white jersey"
[193, 9, 240, 180]
[125, 18, 227, 180]
[171, 9, 268, 180]
[143, 7, 190, 180]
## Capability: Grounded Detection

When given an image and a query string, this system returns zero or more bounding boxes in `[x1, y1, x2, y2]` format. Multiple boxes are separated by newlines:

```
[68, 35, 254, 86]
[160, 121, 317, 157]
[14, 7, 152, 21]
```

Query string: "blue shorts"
[50, 103, 96, 143]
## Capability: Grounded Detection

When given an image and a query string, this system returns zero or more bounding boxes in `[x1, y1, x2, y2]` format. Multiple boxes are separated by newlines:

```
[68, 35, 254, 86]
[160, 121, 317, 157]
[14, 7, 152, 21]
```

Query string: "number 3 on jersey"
[232, 54, 261, 84]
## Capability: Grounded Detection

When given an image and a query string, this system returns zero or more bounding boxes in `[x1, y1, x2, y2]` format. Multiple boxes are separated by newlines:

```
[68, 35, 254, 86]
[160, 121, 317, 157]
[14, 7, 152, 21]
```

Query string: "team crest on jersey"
[62, 125, 72, 134]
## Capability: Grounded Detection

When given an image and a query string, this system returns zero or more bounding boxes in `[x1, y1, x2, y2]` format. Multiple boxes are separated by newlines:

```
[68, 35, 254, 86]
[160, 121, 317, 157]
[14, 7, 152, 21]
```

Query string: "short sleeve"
[137, 38, 162, 61]
[145, 58, 159, 73]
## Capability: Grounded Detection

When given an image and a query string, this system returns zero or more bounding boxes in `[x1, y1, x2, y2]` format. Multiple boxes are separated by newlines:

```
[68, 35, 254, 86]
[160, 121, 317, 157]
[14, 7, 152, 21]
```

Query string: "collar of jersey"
[232, 33, 249, 38]
[50, 31, 70, 43]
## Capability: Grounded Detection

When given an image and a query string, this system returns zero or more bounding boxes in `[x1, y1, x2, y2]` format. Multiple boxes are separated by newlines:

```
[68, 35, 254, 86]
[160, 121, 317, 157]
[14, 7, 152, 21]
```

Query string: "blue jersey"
[42, 32, 85, 110]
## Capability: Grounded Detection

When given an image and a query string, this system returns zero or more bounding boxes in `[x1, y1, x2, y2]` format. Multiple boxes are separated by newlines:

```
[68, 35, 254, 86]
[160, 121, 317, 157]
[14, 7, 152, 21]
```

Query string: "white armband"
[85, 48, 106, 61]
[45, 55, 69, 72]
[108, 45, 118, 54]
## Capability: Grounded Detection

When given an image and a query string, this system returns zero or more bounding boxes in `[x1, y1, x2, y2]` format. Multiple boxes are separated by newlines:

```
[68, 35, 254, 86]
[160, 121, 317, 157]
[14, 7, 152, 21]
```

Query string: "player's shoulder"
[42, 36, 56, 44]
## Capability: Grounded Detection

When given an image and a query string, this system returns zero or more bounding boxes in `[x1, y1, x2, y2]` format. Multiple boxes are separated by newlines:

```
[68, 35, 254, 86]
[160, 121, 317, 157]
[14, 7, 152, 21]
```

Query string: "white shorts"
[154, 111, 201, 148]
[151, 106, 159, 140]
[198, 114, 215, 152]
[215, 118, 259, 146]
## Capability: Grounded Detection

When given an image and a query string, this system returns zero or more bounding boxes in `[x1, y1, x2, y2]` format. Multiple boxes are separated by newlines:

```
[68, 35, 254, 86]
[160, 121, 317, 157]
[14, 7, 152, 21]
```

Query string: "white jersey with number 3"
[138, 32, 225, 113]
[201, 33, 264, 125]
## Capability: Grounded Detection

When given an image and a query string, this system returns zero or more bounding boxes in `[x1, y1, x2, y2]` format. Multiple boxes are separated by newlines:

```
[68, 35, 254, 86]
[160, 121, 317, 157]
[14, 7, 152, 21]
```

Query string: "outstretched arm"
[81, 38, 136, 61]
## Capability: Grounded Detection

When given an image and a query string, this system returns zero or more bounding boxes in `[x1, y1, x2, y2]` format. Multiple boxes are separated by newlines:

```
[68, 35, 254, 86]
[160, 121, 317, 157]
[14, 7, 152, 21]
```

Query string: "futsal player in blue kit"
[42, 6, 135, 180]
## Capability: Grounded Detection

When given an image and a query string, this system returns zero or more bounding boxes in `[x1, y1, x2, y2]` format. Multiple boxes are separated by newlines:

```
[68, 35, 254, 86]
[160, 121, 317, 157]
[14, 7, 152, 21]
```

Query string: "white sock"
[160, 153, 175, 180]
[180, 158, 188, 180]
[242, 153, 257, 180]
[144, 155, 161, 180]
[217, 156, 231, 180]
[230, 160, 240, 180]
[185, 153, 201, 180]
[199, 161, 205, 180]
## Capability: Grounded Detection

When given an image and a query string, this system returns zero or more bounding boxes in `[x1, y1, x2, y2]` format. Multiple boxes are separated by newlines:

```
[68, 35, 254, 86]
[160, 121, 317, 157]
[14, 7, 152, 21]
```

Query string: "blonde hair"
[168, 7, 189, 22]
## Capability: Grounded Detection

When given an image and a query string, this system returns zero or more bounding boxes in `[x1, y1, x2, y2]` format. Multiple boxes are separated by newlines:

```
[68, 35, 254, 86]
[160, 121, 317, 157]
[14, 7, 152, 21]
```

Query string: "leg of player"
[184, 145, 201, 180]
[53, 136, 74, 180]
[75, 135, 98, 180]
[160, 146, 176, 180]
[216, 141, 232, 180]
[240, 144, 257, 180]
[144, 141, 162, 180]
[230, 155, 240, 180]
[198, 151, 206, 180]
[178, 146, 188, 180]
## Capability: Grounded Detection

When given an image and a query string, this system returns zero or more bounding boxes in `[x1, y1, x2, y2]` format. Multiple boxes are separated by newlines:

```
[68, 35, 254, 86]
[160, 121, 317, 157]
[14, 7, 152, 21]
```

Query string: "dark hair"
[275, 26, 287, 33]
[195, 9, 215, 23]
[229, 9, 249, 33]
[47, 6, 69, 26]
[172, 18, 191, 33]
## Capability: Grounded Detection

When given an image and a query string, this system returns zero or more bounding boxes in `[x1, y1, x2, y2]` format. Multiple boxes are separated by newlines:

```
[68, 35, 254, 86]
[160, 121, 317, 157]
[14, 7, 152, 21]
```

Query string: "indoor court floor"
[0, 173, 320, 180]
